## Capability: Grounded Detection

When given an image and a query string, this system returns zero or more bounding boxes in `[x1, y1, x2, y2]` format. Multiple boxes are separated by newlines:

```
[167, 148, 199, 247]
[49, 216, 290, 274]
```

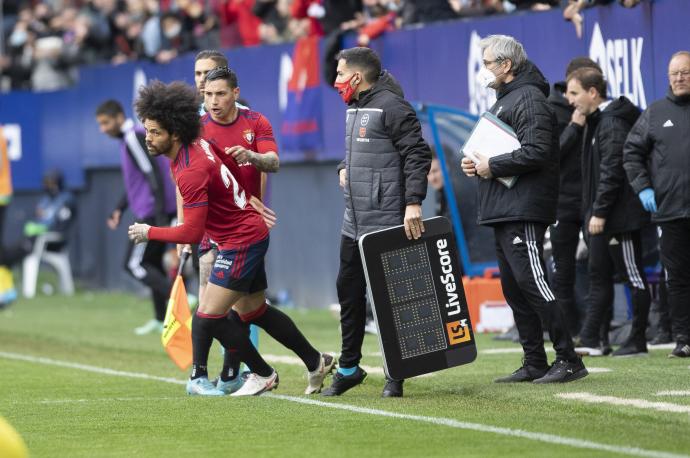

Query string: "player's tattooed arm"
[250, 151, 279, 173]
[226, 146, 279, 173]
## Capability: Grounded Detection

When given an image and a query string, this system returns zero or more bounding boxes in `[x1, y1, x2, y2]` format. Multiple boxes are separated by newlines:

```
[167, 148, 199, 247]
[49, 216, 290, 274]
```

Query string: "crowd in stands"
[0, 0, 643, 92]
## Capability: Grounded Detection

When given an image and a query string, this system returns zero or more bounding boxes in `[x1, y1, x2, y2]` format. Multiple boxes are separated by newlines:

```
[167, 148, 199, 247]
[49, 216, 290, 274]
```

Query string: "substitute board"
[359, 216, 477, 380]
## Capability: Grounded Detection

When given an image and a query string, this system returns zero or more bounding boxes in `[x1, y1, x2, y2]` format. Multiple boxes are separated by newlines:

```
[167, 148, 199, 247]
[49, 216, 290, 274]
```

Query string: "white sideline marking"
[648, 343, 676, 350]
[263, 354, 434, 378]
[483, 343, 676, 354]
[1, 352, 686, 458]
[656, 391, 690, 397]
[557, 392, 690, 414]
[38, 397, 179, 404]
[587, 367, 612, 373]
[482, 347, 553, 354]
[0, 351, 186, 385]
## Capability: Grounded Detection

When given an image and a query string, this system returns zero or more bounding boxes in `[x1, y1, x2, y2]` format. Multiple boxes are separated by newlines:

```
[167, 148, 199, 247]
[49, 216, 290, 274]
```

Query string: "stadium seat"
[22, 232, 74, 298]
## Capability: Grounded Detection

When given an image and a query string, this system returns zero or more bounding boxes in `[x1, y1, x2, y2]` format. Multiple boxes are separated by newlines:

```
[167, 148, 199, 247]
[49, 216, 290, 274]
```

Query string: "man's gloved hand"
[638, 188, 657, 213]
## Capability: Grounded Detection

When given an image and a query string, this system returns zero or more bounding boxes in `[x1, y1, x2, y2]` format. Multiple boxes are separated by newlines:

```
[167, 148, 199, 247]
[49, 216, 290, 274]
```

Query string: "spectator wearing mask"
[461, 35, 587, 384]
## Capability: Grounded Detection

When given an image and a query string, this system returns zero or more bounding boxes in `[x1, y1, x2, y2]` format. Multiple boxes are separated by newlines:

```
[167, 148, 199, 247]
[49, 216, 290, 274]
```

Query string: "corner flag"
[161, 251, 193, 370]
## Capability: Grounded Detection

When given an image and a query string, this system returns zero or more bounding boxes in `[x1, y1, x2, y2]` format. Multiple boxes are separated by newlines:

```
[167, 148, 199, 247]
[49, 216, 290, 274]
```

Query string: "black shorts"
[208, 237, 269, 293]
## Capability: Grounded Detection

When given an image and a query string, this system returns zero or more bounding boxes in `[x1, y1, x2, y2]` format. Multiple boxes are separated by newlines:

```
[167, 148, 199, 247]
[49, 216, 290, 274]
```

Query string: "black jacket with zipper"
[337, 71, 431, 240]
[476, 61, 559, 226]
[549, 82, 584, 223]
[623, 89, 690, 223]
[582, 96, 649, 234]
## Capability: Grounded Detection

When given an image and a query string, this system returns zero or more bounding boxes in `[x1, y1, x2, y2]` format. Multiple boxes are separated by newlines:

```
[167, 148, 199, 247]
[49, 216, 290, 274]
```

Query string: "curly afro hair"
[135, 80, 200, 145]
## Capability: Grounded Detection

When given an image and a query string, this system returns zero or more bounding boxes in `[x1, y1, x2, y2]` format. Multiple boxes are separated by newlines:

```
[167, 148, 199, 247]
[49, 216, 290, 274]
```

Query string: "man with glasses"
[461, 35, 587, 384]
[624, 51, 690, 358]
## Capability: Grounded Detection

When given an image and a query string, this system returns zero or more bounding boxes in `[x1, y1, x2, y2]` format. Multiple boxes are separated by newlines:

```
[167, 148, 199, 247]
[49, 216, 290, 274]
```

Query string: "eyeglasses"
[483, 59, 503, 68]
[668, 70, 690, 78]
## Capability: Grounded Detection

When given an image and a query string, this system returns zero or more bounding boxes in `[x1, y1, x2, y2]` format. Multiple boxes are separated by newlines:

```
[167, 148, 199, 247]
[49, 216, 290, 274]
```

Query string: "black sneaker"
[494, 364, 548, 383]
[611, 341, 648, 357]
[668, 343, 690, 358]
[382, 378, 403, 397]
[533, 358, 588, 384]
[321, 367, 367, 396]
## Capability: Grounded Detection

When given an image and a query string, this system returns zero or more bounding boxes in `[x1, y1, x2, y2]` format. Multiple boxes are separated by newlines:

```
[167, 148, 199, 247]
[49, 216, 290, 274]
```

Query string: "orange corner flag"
[161, 252, 193, 371]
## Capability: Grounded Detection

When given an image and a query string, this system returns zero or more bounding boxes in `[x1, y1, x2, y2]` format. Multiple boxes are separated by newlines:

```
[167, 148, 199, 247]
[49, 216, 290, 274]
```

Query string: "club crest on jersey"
[243, 129, 255, 144]
[359, 127, 367, 138]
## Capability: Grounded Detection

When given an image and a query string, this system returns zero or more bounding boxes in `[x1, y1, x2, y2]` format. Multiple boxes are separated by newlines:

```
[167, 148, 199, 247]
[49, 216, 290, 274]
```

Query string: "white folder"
[461, 112, 520, 188]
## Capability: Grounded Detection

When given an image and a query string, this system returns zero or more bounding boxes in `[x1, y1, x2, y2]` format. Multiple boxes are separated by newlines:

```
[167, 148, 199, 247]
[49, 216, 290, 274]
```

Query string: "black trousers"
[550, 220, 583, 335]
[123, 216, 171, 322]
[660, 219, 690, 344]
[0, 206, 26, 267]
[580, 230, 651, 345]
[494, 222, 576, 367]
[336, 235, 368, 370]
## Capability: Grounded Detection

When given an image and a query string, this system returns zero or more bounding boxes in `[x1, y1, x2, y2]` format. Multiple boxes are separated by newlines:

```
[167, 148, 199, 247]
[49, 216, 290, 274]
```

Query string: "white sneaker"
[231, 371, 279, 396]
[186, 377, 224, 396]
[364, 319, 378, 335]
[134, 319, 164, 335]
[305, 353, 337, 394]
[574, 345, 604, 357]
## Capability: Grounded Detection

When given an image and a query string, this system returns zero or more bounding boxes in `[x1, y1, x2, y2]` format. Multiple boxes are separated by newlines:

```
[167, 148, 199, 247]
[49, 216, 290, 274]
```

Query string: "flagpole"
[177, 250, 190, 277]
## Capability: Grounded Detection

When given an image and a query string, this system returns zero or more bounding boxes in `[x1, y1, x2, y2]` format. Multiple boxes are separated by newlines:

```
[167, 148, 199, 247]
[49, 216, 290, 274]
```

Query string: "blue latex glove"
[638, 188, 657, 213]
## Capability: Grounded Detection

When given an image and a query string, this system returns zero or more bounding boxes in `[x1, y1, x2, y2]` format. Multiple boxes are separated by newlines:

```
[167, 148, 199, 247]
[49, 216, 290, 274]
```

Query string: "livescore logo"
[436, 238, 473, 346]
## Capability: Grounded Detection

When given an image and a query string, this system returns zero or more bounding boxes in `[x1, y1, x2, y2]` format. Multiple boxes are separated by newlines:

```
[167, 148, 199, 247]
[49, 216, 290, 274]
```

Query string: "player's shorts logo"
[243, 129, 255, 143]
[446, 319, 472, 345]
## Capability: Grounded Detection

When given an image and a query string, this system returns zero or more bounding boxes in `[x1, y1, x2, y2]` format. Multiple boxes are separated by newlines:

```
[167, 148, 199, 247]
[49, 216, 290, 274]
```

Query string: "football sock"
[338, 366, 357, 376]
[213, 313, 273, 377]
[190, 312, 213, 379]
[221, 311, 250, 382]
[242, 303, 321, 372]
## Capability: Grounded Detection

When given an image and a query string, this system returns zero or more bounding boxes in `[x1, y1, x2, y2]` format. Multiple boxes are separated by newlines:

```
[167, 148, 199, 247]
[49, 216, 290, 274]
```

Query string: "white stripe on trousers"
[524, 223, 556, 302]
[127, 242, 148, 280]
[621, 235, 645, 290]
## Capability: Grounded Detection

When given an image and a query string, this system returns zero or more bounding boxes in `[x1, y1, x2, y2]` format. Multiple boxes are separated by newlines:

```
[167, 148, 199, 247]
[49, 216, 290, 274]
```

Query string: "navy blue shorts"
[208, 237, 269, 293]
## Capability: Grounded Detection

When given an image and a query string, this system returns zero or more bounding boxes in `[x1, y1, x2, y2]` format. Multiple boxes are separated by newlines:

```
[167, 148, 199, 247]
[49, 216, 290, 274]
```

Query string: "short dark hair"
[135, 80, 200, 145]
[565, 57, 602, 79]
[95, 99, 124, 117]
[195, 50, 228, 67]
[205, 66, 238, 89]
[567, 67, 607, 98]
[336, 47, 381, 84]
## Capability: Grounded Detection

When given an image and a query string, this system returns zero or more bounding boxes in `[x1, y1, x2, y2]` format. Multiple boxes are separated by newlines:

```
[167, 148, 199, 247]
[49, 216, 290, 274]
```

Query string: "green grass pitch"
[1, 292, 689, 457]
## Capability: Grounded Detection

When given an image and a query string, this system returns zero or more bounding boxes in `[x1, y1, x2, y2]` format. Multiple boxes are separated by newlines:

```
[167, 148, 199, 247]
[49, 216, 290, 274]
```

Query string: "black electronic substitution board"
[359, 216, 477, 380]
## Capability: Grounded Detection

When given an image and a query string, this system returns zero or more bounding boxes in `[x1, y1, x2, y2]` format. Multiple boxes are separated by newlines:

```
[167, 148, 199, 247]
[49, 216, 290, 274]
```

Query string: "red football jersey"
[201, 108, 278, 200]
[171, 139, 268, 250]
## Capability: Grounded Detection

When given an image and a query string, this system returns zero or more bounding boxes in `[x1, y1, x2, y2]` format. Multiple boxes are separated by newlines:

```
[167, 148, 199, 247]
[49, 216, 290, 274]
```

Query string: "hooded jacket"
[477, 61, 559, 226]
[582, 96, 649, 234]
[623, 89, 690, 223]
[548, 82, 583, 222]
[338, 71, 431, 240]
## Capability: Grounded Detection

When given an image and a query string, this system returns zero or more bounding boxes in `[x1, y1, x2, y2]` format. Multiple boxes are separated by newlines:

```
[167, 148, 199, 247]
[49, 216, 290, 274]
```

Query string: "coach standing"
[624, 51, 690, 358]
[566, 68, 649, 357]
[461, 35, 586, 384]
[322, 47, 431, 398]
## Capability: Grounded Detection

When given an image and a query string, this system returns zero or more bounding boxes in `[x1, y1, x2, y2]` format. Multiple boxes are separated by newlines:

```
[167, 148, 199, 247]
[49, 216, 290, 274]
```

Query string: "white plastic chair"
[22, 231, 74, 298]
